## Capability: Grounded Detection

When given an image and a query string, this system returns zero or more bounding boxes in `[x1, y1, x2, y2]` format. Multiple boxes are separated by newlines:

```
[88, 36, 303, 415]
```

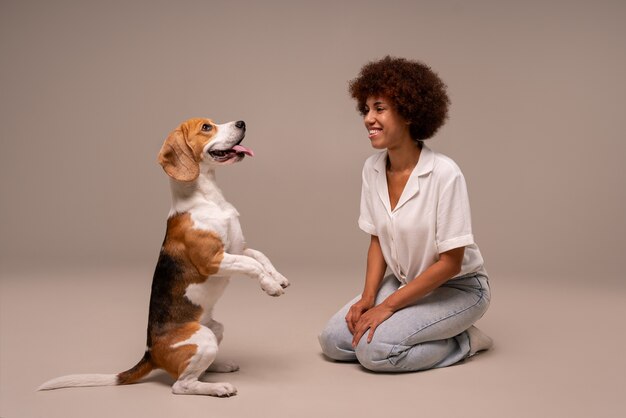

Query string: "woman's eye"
[376, 107, 385, 112]
[201, 124, 213, 132]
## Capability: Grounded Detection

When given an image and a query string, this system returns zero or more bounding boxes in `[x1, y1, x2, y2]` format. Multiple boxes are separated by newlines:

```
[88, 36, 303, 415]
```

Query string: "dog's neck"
[168, 168, 229, 216]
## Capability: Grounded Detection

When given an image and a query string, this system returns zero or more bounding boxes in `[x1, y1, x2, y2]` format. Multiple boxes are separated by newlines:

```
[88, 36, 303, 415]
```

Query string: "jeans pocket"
[444, 273, 490, 302]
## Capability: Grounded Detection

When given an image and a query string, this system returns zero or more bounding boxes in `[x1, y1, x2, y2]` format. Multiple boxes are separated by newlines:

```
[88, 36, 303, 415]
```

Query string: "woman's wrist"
[381, 287, 407, 312]
[380, 297, 399, 312]
[360, 292, 376, 306]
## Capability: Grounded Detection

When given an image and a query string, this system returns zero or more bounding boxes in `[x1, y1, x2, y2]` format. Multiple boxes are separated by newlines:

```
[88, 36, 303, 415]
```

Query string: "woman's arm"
[351, 246, 465, 347]
[361, 235, 388, 303]
[345, 235, 387, 334]
[382, 246, 464, 311]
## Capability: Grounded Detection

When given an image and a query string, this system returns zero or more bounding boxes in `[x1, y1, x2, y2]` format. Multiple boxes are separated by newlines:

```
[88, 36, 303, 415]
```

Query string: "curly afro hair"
[349, 56, 450, 141]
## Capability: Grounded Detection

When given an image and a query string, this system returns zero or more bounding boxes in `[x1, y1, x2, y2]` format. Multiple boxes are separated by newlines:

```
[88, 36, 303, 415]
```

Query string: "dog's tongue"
[232, 145, 254, 157]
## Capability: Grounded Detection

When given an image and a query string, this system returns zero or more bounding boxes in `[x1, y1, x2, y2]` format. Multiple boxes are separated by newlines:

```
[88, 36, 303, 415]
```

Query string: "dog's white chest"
[190, 202, 246, 255]
[185, 276, 230, 323]
[168, 173, 247, 254]
[224, 214, 246, 254]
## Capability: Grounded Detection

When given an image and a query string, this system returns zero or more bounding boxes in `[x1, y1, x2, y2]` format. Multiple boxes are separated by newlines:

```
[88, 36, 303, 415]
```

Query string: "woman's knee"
[318, 327, 338, 359]
[355, 338, 453, 372]
[318, 323, 356, 361]
[354, 339, 395, 371]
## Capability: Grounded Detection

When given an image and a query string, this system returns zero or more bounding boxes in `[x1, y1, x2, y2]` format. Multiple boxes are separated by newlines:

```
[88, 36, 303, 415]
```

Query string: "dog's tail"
[38, 353, 154, 391]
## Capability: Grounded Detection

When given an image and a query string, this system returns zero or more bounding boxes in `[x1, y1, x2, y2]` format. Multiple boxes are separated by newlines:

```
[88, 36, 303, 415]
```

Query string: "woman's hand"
[351, 303, 394, 348]
[346, 235, 387, 335]
[345, 298, 375, 335]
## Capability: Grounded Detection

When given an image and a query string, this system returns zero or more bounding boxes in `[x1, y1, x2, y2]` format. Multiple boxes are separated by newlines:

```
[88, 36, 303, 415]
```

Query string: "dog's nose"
[235, 120, 246, 131]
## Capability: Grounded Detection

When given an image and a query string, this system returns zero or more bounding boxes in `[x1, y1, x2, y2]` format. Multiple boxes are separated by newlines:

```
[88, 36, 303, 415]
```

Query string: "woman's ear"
[157, 129, 199, 182]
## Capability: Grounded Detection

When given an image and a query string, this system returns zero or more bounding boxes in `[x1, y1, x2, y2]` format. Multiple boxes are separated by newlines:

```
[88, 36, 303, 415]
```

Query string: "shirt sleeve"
[436, 171, 475, 253]
[358, 164, 377, 235]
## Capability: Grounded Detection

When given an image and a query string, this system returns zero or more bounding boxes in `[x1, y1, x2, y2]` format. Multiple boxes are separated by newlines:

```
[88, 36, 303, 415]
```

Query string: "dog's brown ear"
[158, 129, 199, 182]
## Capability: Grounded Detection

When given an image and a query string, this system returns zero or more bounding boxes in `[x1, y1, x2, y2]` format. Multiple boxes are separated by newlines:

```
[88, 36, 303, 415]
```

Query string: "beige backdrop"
[1, 0, 625, 281]
[2, 2, 626, 417]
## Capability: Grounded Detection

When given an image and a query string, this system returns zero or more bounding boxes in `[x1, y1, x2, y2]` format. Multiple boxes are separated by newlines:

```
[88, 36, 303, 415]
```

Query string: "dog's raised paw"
[261, 282, 284, 296]
[260, 275, 285, 296]
[272, 272, 290, 289]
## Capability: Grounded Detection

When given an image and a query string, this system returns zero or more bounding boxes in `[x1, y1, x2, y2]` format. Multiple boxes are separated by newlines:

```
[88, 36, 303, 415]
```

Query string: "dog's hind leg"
[206, 319, 224, 343]
[173, 326, 236, 396]
[202, 319, 240, 373]
[153, 324, 237, 396]
[205, 361, 240, 373]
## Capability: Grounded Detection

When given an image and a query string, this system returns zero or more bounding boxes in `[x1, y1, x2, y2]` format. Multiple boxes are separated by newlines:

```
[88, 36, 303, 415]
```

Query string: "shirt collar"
[372, 144, 435, 176]
[372, 144, 435, 214]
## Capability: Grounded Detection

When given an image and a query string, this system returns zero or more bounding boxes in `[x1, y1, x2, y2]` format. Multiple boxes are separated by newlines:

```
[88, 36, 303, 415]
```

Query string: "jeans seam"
[386, 275, 488, 368]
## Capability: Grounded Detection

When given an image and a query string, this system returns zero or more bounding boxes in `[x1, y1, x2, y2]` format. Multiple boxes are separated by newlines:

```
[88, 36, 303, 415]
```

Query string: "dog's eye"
[201, 124, 213, 132]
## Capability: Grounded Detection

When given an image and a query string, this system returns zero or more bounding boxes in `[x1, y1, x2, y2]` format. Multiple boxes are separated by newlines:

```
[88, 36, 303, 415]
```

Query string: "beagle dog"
[38, 118, 289, 397]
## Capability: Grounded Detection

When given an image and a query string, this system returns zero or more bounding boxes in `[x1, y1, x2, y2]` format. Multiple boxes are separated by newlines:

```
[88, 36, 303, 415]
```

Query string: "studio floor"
[1, 264, 624, 418]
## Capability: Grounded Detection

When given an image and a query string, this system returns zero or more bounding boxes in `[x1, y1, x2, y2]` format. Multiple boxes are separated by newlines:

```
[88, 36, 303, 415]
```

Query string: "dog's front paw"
[271, 271, 290, 289]
[260, 274, 284, 297]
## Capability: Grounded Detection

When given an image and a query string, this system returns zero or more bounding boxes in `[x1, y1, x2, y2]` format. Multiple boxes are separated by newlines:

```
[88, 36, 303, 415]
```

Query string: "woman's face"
[362, 96, 411, 150]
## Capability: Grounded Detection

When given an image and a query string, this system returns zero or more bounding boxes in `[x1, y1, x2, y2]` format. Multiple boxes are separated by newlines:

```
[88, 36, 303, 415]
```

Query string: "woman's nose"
[364, 111, 375, 125]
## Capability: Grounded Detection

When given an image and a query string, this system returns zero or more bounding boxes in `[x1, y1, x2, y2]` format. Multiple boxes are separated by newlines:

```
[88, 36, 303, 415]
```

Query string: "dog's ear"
[158, 129, 200, 182]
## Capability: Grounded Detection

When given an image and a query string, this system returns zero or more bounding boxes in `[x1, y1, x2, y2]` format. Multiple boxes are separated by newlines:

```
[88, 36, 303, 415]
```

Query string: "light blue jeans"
[318, 273, 490, 372]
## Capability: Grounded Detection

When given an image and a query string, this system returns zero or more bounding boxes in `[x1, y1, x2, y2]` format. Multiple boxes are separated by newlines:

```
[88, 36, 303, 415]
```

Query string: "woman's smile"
[368, 128, 382, 139]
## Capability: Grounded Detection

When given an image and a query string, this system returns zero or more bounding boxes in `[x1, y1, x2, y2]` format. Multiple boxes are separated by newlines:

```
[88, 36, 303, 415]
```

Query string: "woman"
[319, 56, 492, 372]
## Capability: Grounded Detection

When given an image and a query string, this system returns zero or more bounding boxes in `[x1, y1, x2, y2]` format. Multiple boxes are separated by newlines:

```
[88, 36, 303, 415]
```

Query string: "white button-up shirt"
[358, 145, 486, 284]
